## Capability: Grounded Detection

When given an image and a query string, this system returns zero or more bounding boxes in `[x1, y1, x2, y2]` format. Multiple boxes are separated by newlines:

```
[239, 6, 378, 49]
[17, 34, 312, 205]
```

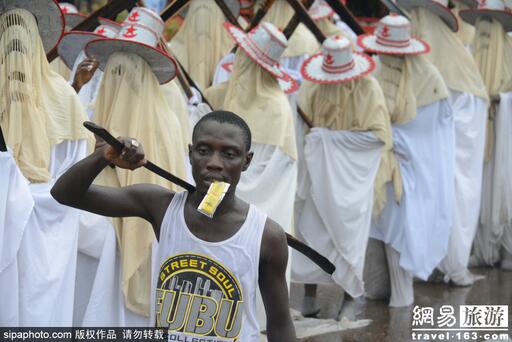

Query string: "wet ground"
[288, 267, 512, 342]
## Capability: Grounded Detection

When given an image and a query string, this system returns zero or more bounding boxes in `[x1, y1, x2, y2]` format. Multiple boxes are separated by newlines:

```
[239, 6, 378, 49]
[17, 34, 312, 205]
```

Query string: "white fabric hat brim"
[278, 72, 299, 93]
[396, 0, 459, 31]
[224, 23, 286, 79]
[222, 60, 298, 93]
[64, 13, 86, 29]
[58, 31, 102, 69]
[357, 33, 431, 55]
[459, 9, 512, 32]
[301, 51, 376, 84]
[85, 38, 177, 84]
[0, 0, 64, 53]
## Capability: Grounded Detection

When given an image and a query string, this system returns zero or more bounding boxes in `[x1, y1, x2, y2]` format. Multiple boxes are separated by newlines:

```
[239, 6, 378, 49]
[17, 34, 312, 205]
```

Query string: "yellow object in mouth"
[197, 181, 231, 218]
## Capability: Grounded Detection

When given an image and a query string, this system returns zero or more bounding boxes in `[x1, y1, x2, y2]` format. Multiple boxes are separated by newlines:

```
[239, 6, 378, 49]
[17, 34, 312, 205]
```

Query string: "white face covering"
[92, 51, 186, 317]
[0, 9, 38, 121]
[170, 0, 234, 89]
[0, 9, 52, 182]
[0, 8, 90, 183]
[93, 51, 186, 190]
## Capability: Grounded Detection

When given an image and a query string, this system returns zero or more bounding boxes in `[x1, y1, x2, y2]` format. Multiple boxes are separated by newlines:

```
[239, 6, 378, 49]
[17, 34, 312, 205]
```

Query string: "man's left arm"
[259, 220, 296, 342]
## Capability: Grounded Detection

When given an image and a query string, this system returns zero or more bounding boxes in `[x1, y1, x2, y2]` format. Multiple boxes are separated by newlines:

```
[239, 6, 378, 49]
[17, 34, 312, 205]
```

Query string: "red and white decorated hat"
[0, 0, 64, 53]
[459, 0, 512, 31]
[59, 2, 86, 30]
[85, 7, 177, 84]
[396, 0, 459, 31]
[302, 35, 375, 84]
[224, 21, 289, 79]
[309, 0, 335, 21]
[58, 23, 121, 69]
[357, 14, 431, 55]
[123, 6, 165, 35]
[221, 59, 299, 93]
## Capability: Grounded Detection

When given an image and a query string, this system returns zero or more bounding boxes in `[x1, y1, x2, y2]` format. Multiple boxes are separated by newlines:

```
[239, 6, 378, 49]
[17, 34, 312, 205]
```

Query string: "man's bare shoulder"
[260, 218, 288, 263]
[125, 183, 175, 224]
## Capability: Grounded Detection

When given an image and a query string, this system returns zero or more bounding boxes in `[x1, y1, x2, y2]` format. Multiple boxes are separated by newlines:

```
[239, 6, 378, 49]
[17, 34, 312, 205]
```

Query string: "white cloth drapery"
[438, 90, 487, 285]
[473, 93, 512, 265]
[291, 128, 384, 297]
[371, 100, 455, 280]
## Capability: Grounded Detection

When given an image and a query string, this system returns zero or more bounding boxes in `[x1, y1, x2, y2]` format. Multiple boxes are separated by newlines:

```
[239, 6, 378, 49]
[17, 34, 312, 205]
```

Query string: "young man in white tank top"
[51, 111, 296, 341]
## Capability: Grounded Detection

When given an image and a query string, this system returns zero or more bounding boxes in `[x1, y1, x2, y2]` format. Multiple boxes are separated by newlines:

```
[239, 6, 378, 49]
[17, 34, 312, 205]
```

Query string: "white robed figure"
[290, 36, 391, 315]
[0, 0, 92, 326]
[57, 17, 179, 325]
[458, 0, 512, 269]
[358, 14, 456, 306]
[84, 7, 186, 319]
[400, 0, 490, 286]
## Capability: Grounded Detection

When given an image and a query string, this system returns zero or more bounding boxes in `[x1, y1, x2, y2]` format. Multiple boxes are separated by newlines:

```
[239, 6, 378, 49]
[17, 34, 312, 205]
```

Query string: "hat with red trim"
[221, 59, 299, 93]
[0, 0, 64, 53]
[59, 2, 86, 30]
[459, 0, 512, 31]
[58, 23, 121, 69]
[85, 7, 177, 84]
[396, 0, 459, 31]
[309, 0, 335, 21]
[302, 35, 376, 84]
[224, 21, 297, 84]
[357, 14, 431, 55]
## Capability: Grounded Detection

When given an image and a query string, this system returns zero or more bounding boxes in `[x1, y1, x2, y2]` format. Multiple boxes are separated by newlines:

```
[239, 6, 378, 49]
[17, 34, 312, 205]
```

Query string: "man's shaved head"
[192, 111, 252, 151]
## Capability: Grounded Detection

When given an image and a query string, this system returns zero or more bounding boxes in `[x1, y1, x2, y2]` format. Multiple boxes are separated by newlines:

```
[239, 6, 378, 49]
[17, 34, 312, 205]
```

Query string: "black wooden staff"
[0, 126, 6, 152]
[84, 121, 336, 275]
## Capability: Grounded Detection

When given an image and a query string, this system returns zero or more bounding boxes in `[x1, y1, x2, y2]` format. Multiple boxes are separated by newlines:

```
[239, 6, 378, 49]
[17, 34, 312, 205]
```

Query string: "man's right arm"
[51, 140, 171, 228]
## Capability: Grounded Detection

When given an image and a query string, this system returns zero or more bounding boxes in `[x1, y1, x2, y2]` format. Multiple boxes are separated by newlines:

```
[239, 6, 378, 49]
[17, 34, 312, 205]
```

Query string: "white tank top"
[152, 191, 267, 342]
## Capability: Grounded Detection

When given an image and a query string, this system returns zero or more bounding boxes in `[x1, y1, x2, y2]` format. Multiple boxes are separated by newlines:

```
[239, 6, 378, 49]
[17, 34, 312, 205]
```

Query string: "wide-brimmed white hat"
[59, 2, 86, 30]
[85, 7, 177, 84]
[302, 35, 375, 84]
[396, 0, 459, 31]
[0, 0, 64, 53]
[357, 14, 431, 55]
[58, 23, 121, 69]
[224, 21, 289, 79]
[221, 59, 299, 93]
[309, 0, 335, 21]
[459, 0, 512, 31]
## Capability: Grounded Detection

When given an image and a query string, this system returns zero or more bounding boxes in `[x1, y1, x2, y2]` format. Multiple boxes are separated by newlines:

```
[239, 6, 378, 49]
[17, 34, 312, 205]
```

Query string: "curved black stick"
[83, 121, 336, 275]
